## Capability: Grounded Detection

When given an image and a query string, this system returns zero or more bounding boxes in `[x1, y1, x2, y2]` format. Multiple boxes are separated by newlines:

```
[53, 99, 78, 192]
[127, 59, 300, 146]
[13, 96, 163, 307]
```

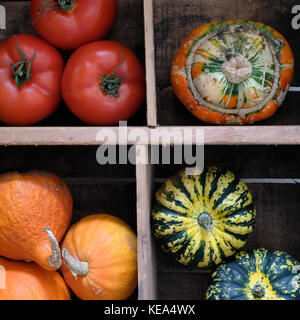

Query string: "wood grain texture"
[155, 145, 300, 178]
[153, 0, 300, 126]
[2, 126, 300, 145]
[144, 0, 158, 127]
[0, 146, 136, 178]
[0, 0, 147, 126]
[136, 145, 157, 300]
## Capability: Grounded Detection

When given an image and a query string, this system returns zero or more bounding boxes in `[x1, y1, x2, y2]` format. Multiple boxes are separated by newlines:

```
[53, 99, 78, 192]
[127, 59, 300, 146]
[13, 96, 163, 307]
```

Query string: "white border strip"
[289, 87, 300, 92]
[242, 178, 300, 184]
[155, 178, 300, 184]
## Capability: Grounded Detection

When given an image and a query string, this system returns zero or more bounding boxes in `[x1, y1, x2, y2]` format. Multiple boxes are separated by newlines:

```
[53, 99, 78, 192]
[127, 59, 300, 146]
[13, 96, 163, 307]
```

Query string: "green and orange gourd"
[171, 20, 294, 124]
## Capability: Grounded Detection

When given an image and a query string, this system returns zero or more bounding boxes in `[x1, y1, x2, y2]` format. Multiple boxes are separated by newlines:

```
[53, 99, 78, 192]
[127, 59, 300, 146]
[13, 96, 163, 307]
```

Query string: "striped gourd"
[152, 167, 256, 267]
[171, 20, 294, 124]
[206, 248, 300, 300]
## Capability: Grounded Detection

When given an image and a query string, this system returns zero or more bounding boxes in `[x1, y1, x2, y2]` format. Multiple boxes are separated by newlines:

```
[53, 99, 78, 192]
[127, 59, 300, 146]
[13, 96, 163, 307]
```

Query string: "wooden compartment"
[141, 145, 300, 300]
[150, 0, 300, 144]
[0, 145, 138, 299]
[0, 0, 146, 127]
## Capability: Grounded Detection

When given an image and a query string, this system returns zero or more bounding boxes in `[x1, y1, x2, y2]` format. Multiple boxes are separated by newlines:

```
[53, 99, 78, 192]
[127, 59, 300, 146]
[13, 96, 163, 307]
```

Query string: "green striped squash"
[152, 167, 256, 267]
[206, 248, 300, 300]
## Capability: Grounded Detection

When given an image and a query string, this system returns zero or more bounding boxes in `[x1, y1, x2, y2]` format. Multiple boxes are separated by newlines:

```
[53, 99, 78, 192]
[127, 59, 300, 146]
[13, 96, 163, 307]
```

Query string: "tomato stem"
[10, 37, 36, 88]
[33, 0, 74, 24]
[99, 54, 126, 98]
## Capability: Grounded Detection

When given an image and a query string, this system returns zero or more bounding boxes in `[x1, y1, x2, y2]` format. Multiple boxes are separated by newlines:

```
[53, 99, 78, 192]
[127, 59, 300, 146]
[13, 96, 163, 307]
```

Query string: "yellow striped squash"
[152, 167, 256, 267]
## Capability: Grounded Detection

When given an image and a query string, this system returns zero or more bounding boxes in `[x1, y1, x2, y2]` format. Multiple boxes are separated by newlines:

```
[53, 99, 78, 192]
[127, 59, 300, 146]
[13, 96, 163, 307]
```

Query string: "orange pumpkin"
[60, 214, 137, 300]
[171, 20, 294, 125]
[0, 256, 71, 300]
[0, 170, 73, 271]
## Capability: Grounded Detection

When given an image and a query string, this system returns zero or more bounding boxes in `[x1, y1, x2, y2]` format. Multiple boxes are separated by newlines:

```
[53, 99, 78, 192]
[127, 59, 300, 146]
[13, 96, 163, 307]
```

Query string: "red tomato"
[61, 41, 145, 125]
[0, 34, 64, 125]
[31, 0, 117, 50]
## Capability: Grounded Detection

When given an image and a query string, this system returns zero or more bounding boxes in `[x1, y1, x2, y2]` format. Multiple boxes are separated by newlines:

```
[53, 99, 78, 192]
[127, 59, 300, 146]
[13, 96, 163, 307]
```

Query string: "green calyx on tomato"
[33, 0, 75, 23]
[10, 38, 36, 88]
[99, 54, 125, 98]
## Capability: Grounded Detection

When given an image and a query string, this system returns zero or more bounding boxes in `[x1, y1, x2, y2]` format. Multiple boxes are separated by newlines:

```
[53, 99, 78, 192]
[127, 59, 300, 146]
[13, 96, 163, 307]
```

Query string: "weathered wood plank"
[144, 0, 158, 127]
[155, 145, 300, 179]
[136, 145, 157, 300]
[153, 0, 300, 126]
[0, 145, 136, 179]
[157, 272, 210, 300]
[2, 126, 300, 145]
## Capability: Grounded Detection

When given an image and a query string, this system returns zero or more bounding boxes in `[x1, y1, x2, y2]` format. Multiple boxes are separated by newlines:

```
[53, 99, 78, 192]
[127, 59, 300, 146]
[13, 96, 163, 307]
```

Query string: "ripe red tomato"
[0, 34, 64, 125]
[31, 0, 117, 50]
[61, 41, 145, 125]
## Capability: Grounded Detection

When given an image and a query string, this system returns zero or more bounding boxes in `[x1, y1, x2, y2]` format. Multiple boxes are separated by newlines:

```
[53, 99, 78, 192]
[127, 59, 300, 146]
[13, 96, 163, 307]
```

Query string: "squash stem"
[43, 227, 62, 269]
[198, 212, 213, 232]
[62, 248, 89, 278]
[222, 54, 252, 84]
[252, 281, 265, 298]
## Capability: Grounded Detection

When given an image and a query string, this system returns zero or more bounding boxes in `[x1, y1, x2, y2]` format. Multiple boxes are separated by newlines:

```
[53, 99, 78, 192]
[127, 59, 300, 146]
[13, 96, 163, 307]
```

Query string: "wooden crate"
[0, 146, 138, 299]
[0, 0, 300, 301]
[152, 145, 300, 299]
[150, 0, 300, 144]
[0, 0, 147, 129]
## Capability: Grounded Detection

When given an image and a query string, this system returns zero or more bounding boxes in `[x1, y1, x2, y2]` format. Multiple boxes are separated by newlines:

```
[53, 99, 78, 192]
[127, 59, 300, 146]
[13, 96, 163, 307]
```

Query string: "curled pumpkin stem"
[10, 37, 36, 88]
[33, 0, 75, 23]
[44, 227, 62, 269]
[99, 53, 126, 98]
[62, 248, 89, 278]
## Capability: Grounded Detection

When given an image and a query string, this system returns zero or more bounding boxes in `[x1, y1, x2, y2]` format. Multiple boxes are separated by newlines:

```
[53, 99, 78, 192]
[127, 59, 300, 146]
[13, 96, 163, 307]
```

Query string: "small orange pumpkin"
[0, 256, 71, 300]
[0, 170, 73, 271]
[60, 214, 138, 300]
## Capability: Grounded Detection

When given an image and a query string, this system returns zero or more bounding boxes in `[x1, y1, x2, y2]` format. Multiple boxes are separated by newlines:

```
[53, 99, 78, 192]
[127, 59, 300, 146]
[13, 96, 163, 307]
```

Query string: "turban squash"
[152, 167, 256, 267]
[206, 248, 300, 300]
[0, 256, 71, 300]
[60, 214, 138, 300]
[171, 20, 294, 124]
[0, 170, 73, 271]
